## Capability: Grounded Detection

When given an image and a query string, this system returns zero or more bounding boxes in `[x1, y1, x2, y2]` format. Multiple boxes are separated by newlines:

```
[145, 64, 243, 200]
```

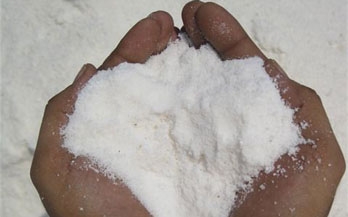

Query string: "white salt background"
[1, 0, 347, 216]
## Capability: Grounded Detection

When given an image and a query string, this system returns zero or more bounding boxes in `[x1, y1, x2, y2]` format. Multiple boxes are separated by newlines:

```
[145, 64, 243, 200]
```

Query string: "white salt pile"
[62, 38, 303, 217]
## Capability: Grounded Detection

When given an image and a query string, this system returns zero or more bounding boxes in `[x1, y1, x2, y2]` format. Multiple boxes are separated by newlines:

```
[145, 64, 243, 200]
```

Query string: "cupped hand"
[30, 11, 176, 217]
[182, 1, 345, 217]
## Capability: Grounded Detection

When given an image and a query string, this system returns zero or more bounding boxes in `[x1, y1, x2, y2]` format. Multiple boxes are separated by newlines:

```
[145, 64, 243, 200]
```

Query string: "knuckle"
[299, 85, 322, 103]
[46, 95, 58, 108]
[45, 85, 75, 112]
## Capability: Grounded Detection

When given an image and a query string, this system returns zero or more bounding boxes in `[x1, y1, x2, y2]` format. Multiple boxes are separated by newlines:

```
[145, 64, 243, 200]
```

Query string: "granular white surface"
[63, 40, 303, 217]
[1, 0, 347, 217]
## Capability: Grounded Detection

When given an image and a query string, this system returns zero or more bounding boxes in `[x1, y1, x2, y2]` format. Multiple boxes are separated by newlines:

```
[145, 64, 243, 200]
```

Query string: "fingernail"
[74, 64, 87, 82]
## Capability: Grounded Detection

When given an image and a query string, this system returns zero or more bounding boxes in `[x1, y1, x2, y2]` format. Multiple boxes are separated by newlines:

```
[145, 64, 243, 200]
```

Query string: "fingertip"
[148, 11, 176, 51]
[195, 2, 266, 60]
[73, 63, 97, 87]
[148, 10, 173, 29]
[99, 11, 175, 70]
[182, 0, 205, 48]
[194, 2, 244, 51]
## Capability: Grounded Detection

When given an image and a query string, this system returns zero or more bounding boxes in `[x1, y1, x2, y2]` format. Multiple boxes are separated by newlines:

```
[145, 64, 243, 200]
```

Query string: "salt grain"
[62, 38, 303, 217]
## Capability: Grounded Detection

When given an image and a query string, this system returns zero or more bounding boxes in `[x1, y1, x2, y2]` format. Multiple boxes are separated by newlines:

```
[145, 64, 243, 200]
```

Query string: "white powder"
[63, 38, 303, 217]
[2, 1, 347, 217]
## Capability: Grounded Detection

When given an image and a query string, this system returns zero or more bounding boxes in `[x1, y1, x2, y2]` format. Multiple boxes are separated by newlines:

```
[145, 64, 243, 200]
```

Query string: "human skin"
[31, 1, 345, 217]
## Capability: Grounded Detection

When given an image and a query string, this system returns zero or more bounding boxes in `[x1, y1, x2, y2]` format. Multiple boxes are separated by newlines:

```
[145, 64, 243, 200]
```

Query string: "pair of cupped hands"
[31, 1, 345, 217]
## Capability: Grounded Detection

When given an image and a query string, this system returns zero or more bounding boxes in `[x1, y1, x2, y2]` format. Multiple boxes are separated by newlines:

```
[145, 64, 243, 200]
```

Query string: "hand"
[30, 11, 176, 217]
[181, 1, 345, 217]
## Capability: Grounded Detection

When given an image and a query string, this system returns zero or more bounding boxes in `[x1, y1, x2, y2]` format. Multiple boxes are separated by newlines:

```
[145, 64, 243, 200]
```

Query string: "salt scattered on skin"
[62, 38, 304, 217]
[259, 184, 266, 190]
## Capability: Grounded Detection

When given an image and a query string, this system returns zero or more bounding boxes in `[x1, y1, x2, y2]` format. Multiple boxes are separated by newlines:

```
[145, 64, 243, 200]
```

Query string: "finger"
[73, 63, 98, 90]
[194, 2, 266, 60]
[99, 11, 176, 70]
[182, 0, 205, 48]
